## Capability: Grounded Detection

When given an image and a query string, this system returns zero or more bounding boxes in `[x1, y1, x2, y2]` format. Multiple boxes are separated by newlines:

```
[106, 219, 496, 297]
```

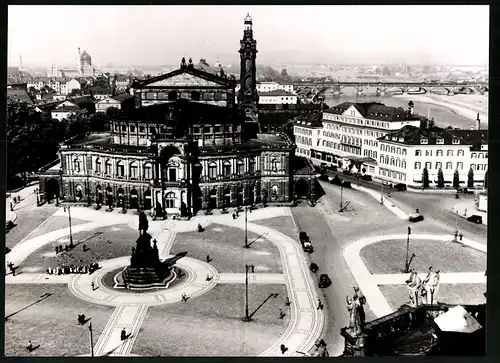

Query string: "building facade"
[38, 15, 317, 216]
[377, 125, 487, 188]
[257, 90, 298, 104]
[294, 102, 421, 174]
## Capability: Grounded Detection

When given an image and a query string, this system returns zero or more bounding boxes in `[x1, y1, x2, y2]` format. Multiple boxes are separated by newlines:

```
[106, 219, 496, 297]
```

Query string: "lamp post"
[89, 322, 94, 357]
[64, 205, 74, 247]
[243, 263, 254, 322]
[380, 182, 384, 204]
[244, 205, 249, 248]
[404, 226, 411, 273]
[86, 175, 91, 207]
[339, 184, 344, 212]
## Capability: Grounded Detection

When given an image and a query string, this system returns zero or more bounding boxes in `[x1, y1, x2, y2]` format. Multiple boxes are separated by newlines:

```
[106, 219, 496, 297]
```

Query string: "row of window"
[323, 113, 391, 129]
[364, 139, 379, 147]
[415, 149, 467, 157]
[381, 144, 407, 155]
[379, 155, 408, 169]
[192, 125, 239, 134]
[206, 159, 257, 178]
[295, 127, 313, 136]
[471, 152, 488, 158]
[415, 161, 462, 170]
[296, 136, 312, 146]
[143, 91, 228, 102]
[73, 159, 156, 180]
[363, 149, 378, 159]
[379, 169, 407, 181]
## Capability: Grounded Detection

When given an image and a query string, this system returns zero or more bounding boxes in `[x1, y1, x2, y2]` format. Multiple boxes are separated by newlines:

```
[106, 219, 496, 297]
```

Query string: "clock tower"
[238, 13, 260, 136]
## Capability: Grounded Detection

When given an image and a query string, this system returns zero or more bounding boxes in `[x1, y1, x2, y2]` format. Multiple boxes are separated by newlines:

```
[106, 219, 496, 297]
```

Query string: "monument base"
[114, 265, 177, 290]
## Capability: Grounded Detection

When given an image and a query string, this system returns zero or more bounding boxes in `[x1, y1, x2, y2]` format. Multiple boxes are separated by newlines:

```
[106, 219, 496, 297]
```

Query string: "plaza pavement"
[352, 184, 409, 219]
[5, 206, 325, 357]
[343, 233, 487, 318]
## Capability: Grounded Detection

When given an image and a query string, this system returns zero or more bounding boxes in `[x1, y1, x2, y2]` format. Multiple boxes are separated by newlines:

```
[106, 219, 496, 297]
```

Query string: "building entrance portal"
[130, 189, 139, 210]
[46, 178, 60, 202]
[144, 189, 152, 210]
[208, 188, 217, 210]
[295, 178, 309, 198]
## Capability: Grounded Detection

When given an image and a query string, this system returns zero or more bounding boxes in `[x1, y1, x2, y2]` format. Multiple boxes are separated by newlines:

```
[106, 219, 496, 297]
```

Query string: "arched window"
[458, 150, 464, 157]
[425, 150, 432, 157]
[165, 192, 176, 208]
[130, 162, 138, 179]
[471, 153, 477, 158]
[208, 162, 217, 179]
[223, 161, 231, 176]
[391, 146, 395, 154]
[402, 160, 406, 168]
[105, 159, 112, 175]
[95, 158, 102, 174]
[117, 161, 125, 177]
[471, 164, 476, 170]
[247, 158, 255, 174]
[271, 158, 279, 172]
[397, 148, 401, 155]
[380, 155, 384, 163]
[415, 150, 421, 156]
[402, 148, 406, 155]
[385, 156, 389, 165]
[446, 162, 452, 169]
[144, 163, 153, 180]
[73, 158, 81, 173]
[436, 150, 443, 157]
[447, 150, 453, 157]
[168, 91, 177, 100]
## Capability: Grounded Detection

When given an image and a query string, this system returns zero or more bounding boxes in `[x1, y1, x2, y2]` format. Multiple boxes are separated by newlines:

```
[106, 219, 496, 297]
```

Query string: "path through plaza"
[6, 206, 324, 357]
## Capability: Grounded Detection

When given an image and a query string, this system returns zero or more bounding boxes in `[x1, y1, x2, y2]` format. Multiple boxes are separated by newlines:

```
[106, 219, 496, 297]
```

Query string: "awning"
[434, 305, 482, 333]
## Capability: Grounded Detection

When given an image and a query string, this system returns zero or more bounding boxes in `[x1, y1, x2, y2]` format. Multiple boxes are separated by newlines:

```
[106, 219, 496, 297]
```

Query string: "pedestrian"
[91, 282, 95, 291]
[26, 340, 33, 351]
[459, 233, 464, 241]
[280, 344, 288, 354]
[120, 328, 127, 341]
[65, 245, 68, 252]
[251, 265, 255, 273]
[317, 299, 324, 310]
[83, 244, 87, 252]
[206, 273, 212, 281]
[232, 213, 236, 220]
[279, 309, 285, 319]
[285, 297, 291, 306]
[206, 255, 211, 263]
[55, 246, 58, 254]
[10, 201, 13, 211]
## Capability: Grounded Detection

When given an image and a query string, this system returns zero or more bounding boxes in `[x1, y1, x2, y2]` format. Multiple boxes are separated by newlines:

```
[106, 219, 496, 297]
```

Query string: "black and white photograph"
[5, 4, 488, 357]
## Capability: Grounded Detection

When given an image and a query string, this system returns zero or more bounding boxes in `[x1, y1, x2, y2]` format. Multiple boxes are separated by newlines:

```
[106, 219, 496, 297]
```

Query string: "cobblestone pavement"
[343, 233, 487, 318]
[5, 206, 324, 357]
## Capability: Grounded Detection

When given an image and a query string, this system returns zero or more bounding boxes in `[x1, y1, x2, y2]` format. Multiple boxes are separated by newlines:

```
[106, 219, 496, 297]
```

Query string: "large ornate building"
[38, 15, 317, 216]
[47, 48, 95, 78]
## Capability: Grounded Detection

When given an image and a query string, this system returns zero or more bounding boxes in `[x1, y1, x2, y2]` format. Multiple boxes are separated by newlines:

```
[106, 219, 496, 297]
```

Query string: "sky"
[8, 5, 489, 68]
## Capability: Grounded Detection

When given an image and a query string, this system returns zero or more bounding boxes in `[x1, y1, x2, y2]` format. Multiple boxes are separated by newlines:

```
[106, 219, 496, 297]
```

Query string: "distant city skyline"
[8, 5, 489, 69]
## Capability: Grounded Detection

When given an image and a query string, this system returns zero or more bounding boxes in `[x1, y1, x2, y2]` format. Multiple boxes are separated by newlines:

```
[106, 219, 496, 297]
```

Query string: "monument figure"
[346, 293, 362, 337]
[423, 267, 440, 305]
[405, 269, 422, 307]
[138, 211, 149, 235]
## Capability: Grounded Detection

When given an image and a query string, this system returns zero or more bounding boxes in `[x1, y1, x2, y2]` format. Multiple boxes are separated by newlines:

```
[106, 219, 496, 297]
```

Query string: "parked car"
[361, 174, 372, 181]
[341, 181, 352, 188]
[302, 240, 314, 253]
[329, 165, 338, 171]
[409, 213, 424, 222]
[319, 174, 329, 181]
[467, 215, 483, 224]
[394, 183, 407, 191]
[310, 263, 319, 273]
[319, 274, 332, 288]
[331, 176, 342, 185]
[342, 169, 351, 175]
[299, 231, 310, 243]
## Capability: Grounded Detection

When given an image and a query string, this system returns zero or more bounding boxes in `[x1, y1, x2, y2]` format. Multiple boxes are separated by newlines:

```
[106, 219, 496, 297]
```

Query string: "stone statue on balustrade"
[405, 268, 422, 307]
[346, 287, 366, 337]
[422, 266, 440, 305]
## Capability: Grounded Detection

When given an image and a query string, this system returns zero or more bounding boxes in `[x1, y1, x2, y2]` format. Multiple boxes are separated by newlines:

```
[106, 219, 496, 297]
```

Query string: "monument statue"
[138, 211, 149, 235]
[405, 269, 422, 307]
[423, 267, 440, 305]
[353, 287, 366, 328]
[346, 292, 362, 337]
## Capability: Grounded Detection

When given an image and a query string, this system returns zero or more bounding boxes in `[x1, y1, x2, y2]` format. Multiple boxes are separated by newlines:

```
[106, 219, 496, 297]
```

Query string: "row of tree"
[421, 167, 484, 189]
[7, 100, 117, 188]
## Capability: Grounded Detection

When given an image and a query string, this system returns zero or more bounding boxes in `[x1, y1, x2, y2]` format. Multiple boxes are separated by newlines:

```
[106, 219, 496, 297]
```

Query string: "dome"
[244, 13, 252, 23]
[80, 50, 92, 65]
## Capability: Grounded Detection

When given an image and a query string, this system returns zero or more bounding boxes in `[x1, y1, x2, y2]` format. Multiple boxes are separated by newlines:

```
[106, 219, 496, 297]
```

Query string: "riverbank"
[393, 93, 488, 128]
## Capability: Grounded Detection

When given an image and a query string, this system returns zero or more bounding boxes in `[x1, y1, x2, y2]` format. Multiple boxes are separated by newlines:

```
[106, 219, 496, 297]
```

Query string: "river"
[322, 90, 487, 130]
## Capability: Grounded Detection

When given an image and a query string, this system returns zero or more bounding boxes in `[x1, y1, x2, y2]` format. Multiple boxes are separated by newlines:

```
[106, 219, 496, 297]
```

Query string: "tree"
[453, 169, 460, 189]
[281, 68, 288, 77]
[467, 167, 474, 188]
[422, 167, 430, 188]
[484, 169, 488, 190]
[436, 168, 445, 188]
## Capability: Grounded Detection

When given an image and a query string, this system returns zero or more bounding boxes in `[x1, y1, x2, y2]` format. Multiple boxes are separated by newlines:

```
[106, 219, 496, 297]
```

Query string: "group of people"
[46, 262, 99, 275]
[406, 266, 441, 307]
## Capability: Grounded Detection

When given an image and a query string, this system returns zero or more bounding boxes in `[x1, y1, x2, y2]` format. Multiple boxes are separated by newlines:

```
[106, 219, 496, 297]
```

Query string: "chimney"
[477, 113, 480, 130]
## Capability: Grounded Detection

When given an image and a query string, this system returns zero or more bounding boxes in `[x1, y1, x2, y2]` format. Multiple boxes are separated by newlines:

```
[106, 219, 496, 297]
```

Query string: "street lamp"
[244, 205, 249, 248]
[404, 226, 411, 273]
[64, 205, 74, 248]
[243, 264, 254, 322]
[380, 182, 384, 204]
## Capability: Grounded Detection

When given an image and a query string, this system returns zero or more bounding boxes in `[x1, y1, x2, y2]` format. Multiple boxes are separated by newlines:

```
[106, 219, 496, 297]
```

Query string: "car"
[341, 181, 352, 188]
[299, 231, 310, 243]
[329, 165, 338, 171]
[409, 213, 424, 222]
[467, 215, 483, 224]
[302, 240, 314, 253]
[361, 174, 372, 181]
[319, 274, 332, 288]
[342, 169, 351, 175]
[331, 176, 342, 185]
[318, 174, 329, 181]
[394, 183, 407, 191]
[310, 263, 319, 273]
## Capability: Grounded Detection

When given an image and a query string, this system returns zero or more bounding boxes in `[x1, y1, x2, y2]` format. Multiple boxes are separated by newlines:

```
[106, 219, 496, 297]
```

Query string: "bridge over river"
[294, 81, 489, 101]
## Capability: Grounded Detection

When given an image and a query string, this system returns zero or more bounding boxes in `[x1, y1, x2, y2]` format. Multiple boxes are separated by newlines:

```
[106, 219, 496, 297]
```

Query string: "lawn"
[19, 224, 139, 274]
[5, 284, 115, 357]
[132, 284, 289, 356]
[255, 216, 297, 242]
[171, 223, 282, 274]
[360, 239, 486, 274]
[379, 283, 487, 312]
